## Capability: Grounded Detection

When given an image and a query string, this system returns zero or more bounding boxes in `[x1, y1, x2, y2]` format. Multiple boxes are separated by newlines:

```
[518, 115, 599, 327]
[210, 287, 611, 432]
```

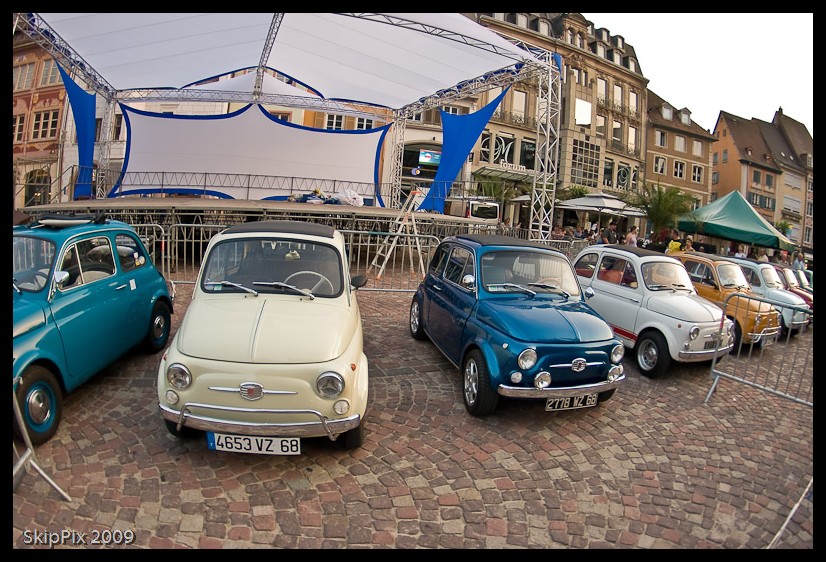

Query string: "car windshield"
[480, 250, 580, 297]
[716, 263, 750, 289]
[201, 237, 343, 297]
[640, 261, 694, 291]
[795, 269, 812, 289]
[781, 268, 800, 288]
[12, 235, 56, 293]
[761, 265, 785, 288]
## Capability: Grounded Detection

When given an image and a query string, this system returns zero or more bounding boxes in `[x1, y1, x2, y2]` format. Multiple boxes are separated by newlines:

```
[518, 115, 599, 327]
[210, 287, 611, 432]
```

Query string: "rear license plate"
[545, 393, 597, 412]
[762, 334, 776, 347]
[207, 432, 300, 455]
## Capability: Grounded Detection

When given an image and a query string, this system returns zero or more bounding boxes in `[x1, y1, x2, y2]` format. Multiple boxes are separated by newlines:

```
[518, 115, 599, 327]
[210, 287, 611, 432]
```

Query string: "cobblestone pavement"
[13, 289, 813, 549]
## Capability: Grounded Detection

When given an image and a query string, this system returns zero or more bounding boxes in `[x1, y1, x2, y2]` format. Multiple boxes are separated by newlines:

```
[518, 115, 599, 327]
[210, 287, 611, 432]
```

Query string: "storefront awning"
[473, 165, 535, 182]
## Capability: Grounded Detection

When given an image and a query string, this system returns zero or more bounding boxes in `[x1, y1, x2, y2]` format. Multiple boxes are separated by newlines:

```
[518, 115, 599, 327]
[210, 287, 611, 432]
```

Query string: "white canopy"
[32, 13, 548, 110]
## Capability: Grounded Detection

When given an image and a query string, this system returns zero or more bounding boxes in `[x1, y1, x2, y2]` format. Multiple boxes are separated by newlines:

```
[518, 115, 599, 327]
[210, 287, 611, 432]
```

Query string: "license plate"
[545, 393, 597, 412]
[704, 339, 721, 350]
[207, 432, 300, 455]
[762, 334, 776, 347]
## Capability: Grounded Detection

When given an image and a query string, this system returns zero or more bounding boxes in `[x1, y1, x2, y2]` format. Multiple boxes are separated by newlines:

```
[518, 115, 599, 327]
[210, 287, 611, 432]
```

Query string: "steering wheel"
[284, 271, 334, 293]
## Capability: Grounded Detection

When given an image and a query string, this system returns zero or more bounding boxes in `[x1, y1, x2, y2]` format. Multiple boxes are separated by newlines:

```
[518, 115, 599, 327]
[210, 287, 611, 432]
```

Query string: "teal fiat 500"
[409, 234, 625, 416]
[13, 214, 174, 445]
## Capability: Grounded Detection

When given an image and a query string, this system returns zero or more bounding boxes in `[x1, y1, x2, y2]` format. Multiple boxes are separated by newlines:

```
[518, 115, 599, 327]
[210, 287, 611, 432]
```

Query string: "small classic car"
[726, 256, 810, 336]
[409, 234, 625, 416]
[13, 213, 173, 445]
[773, 264, 814, 315]
[673, 251, 781, 349]
[573, 245, 734, 378]
[157, 221, 369, 454]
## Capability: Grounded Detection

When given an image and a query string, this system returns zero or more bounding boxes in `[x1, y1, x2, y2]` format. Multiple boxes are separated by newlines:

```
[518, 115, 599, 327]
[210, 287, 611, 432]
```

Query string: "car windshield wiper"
[669, 283, 692, 291]
[489, 282, 536, 296]
[253, 281, 315, 299]
[528, 283, 570, 298]
[12, 278, 21, 294]
[647, 283, 669, 290]
[204, 279, 258, 296]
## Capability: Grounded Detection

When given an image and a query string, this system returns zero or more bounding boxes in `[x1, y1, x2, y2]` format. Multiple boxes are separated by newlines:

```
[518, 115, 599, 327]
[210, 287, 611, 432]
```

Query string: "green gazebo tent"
[677, 190, 795, 251]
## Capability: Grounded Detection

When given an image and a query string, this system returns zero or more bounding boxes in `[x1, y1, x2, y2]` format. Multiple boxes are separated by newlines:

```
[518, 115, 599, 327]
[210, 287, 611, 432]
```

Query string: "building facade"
[711, 109, 813, 255]
[13, 29, 68, 208]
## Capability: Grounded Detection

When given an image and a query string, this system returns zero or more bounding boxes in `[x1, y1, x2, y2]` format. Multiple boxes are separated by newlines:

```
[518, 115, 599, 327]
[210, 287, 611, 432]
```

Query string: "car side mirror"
[461, 274, 476, 289]
[53, 270, 70, 287]
[350, 274, 368, 290]
[584, 286, 595, 299]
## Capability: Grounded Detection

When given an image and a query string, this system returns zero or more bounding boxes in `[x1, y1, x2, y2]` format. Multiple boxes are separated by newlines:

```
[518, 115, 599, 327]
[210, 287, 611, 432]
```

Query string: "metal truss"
[16, 12, 559, 215]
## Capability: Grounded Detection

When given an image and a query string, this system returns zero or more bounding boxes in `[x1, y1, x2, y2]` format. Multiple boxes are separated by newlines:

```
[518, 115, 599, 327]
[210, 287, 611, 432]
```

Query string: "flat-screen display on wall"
[418, 149, 442, 166]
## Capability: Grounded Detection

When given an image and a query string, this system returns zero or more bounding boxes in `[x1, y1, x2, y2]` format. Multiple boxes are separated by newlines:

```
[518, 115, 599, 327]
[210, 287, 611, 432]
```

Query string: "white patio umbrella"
[555, 192, 646, 228]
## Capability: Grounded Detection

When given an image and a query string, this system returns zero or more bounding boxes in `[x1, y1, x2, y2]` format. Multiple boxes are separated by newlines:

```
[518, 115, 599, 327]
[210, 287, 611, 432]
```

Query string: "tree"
[620, 182, 695, 243]
[774, 220, 792, 236]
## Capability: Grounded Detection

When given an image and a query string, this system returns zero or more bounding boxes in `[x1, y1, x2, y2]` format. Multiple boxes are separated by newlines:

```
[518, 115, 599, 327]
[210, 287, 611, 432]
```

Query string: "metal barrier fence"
[705, 292, 813, 407]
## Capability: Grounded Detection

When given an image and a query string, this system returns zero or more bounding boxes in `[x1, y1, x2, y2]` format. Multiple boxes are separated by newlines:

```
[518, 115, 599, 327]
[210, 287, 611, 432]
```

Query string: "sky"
[583, 13, 813, 137]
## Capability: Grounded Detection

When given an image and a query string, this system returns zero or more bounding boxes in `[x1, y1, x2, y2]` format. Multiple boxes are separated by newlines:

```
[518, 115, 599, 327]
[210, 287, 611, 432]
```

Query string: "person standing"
[793, 251, 805, 270]
[625, 225, 638, 247]
[734, 244, 747, 258]
[683, 235, 694, 252]
[601, 221, 617, 244]
[757, 248, 769, 262]
[665, 229, 682, 254]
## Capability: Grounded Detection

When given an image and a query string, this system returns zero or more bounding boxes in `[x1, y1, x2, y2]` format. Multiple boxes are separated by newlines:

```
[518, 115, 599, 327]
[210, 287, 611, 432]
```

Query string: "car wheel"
[462, 350, 498, 416]
[341, 421, 365, 450]
[164, 419, 198, 439]
[730, 320, 743, 353]
[144, 300, 171, 353]
[597, 388, 616, 403]
[409, 298, 426, 340]
[635, 331, 670, 378]
[14, 365, 63, 446]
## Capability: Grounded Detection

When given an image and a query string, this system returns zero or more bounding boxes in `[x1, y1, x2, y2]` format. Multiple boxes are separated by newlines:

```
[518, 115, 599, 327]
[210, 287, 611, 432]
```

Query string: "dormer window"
[597, 44, 606, 57]
[615, 36, 624, 49]
[680, 112, 690, 125]
[662, 106, 672, 120]
[626, 58, 636, 72]
[613, 51, 621, 64]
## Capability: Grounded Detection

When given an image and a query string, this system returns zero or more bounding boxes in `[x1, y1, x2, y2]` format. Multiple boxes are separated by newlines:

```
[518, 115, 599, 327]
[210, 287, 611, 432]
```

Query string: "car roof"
[674, 251, 740, 265]
[13, 213, 133, 239]
[724, 255, 772, 268]
[452, 234, 565, 255]
[586, 244, 673, 260]
[222, 220, 335, 238]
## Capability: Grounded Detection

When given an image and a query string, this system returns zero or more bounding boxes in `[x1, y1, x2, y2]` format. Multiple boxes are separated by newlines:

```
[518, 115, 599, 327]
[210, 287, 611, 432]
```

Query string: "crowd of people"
[497, 217, 810, 271]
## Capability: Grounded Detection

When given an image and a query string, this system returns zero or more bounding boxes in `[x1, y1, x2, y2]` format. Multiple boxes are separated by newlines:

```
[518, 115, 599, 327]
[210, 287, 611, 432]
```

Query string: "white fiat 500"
[157, 221, 369, 454]
[573, 244, 734, 378]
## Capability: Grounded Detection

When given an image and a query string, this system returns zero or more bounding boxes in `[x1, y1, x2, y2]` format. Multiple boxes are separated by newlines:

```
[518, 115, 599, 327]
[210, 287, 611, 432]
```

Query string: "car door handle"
[433, 284, 443, 291]
[115, 284, 128, 290]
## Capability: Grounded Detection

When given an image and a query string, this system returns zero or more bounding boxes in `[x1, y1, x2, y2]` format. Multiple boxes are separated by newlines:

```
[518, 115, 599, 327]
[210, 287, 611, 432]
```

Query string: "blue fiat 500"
[409, 234, 625, 416]
[13, 214, 174, 445]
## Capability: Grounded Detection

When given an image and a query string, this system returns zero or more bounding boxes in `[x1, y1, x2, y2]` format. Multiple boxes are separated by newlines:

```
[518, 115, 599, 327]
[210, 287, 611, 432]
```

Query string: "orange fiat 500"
[673, 251, 781, 349]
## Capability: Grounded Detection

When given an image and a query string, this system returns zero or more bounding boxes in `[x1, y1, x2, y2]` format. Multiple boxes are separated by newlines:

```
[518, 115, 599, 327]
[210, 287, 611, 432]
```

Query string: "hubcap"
[152, 313, 166, 339]
[638, 340, 658, 371]
[26, 387, 52, 425]
[410, 303, 419, 332]
[464, 360, 479, 404]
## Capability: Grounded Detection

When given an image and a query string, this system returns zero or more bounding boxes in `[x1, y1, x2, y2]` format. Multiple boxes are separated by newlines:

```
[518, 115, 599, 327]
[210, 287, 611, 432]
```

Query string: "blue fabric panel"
[417, 87, 508, 213]
[57, 63, 96, 199]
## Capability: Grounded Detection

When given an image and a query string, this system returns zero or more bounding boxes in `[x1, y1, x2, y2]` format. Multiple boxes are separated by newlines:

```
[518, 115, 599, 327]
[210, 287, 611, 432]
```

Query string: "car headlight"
[726, 321, 734, 336]
[166, 363, 192, 389]
[610, 344, 624, 364]
[689, 325, 700, 340]
[518, 348, 538, 370]
[316, 372, 344, 398]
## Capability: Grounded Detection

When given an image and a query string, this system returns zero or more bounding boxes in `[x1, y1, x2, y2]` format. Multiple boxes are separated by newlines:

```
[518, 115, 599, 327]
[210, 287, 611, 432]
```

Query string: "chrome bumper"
[159, 403, 361, 440]
[679, 342, 734, 360]
[498, 372, 626, 399]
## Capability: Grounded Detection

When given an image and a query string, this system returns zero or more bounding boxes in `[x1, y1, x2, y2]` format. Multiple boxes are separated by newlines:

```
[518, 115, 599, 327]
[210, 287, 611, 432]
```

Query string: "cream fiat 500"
[157, 221, 369, 454]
